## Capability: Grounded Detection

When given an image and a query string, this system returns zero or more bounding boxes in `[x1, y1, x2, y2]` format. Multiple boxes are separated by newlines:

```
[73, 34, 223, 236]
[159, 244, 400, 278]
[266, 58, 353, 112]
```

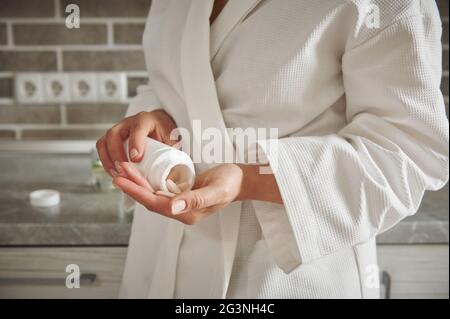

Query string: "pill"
[166, 179, 182, 194]
[176, 181, 189, 192]
[155, 190, 176, 198]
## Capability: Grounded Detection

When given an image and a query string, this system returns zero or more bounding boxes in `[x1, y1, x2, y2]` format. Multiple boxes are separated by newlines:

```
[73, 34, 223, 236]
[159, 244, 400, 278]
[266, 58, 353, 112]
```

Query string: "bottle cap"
[29, 189, 61, 207]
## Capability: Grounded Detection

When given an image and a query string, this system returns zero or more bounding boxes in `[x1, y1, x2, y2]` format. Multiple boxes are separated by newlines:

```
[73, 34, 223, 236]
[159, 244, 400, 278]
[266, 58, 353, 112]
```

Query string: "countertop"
[0, 153, 448, 246]
[0, 153, 130, 246]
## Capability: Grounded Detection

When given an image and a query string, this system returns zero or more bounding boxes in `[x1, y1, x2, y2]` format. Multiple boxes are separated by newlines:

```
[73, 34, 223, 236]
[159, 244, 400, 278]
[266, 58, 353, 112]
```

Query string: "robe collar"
[210, 0, 263, 60]
[179, 0, 264, 163]
[177, 0, 262, 299]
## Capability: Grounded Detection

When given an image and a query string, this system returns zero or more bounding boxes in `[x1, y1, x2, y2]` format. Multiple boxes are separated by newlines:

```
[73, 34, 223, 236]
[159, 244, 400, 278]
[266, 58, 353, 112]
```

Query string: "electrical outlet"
[43, 73, 71, 103]
[15, 72, 127, 104]
[15, 73, 44, 104]
[70, 73, 98, 103]
[97, 72, 127, 102]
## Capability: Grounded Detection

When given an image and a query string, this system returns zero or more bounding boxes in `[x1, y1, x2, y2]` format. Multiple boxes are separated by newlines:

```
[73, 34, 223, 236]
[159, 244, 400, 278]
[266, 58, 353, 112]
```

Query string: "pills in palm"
[166, 179, 182, 194]
[155, 190, 176, 198]
[176, 181, 189, 192]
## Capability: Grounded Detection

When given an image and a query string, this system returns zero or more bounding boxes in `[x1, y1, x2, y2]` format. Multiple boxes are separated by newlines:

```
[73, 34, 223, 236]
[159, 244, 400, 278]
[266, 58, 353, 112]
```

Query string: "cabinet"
[0, 245, 448, 298]
[0, 247, 127, 299]
[377, 244, 449, 299]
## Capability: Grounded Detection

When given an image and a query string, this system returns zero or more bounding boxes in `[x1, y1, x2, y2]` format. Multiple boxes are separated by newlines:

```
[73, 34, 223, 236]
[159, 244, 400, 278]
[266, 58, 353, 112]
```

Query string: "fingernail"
[129, 148, 139, 159]
[171, 200, 186, 215]
[114, 161, 123, 174]
[109, 169, 118, 177]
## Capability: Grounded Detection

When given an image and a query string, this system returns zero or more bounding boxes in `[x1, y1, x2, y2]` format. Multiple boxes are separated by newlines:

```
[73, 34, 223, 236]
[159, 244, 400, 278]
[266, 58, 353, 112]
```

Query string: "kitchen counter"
[0, 153, 130, 246]
[377, 184, 448, 244]
[0, 152, 448, 246]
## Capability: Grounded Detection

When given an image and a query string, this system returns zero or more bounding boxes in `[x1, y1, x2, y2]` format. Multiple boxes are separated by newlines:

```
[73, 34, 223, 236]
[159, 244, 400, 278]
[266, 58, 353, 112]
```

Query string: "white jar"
[124, 137, 195, 192]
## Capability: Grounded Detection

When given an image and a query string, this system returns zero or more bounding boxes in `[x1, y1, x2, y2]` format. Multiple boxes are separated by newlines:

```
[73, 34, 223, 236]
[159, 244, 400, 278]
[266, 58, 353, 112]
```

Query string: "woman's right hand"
[96, 109, 178, 177]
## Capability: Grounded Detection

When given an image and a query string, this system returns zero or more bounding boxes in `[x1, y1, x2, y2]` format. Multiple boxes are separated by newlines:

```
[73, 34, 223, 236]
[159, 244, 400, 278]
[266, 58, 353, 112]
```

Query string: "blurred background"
[0, 0, 149, 140]
[0, 0, 448, 299]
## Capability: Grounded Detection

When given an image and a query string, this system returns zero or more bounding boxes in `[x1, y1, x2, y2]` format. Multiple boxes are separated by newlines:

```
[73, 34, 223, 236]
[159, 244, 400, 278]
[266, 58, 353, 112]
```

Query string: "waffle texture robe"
[119, 0, 449, 299]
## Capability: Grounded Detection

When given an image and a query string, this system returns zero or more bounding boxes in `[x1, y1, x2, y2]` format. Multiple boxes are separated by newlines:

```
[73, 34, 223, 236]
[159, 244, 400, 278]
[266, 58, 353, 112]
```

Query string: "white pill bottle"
[124, 137, 196, 193]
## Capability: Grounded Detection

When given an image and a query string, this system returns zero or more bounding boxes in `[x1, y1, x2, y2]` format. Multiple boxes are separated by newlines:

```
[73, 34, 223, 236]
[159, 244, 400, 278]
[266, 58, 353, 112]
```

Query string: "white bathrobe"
[119, 0, 449, 298]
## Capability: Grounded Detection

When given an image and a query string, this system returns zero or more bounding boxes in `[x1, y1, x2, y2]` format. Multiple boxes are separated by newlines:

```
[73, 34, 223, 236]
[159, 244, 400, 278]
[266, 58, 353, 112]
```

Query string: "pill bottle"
[124, 137, 195, 192]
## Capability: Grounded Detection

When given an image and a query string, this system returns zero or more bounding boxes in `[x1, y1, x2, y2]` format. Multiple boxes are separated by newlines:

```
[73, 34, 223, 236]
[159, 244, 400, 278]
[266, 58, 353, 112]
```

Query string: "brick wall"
[0, 0, 448, 141]
[438, 0, 450, 119]
[0, 0, 150, 140]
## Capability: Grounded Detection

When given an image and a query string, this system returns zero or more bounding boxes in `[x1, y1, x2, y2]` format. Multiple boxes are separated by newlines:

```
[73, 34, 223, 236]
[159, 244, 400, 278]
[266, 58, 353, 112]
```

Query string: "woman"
[96, 0, 448, 298]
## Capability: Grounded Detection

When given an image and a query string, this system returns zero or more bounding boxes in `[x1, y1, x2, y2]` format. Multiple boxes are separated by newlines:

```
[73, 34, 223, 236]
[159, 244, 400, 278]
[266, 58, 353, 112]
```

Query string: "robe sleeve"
[252, 4, 449, 273]
[125, 80, 162, 117]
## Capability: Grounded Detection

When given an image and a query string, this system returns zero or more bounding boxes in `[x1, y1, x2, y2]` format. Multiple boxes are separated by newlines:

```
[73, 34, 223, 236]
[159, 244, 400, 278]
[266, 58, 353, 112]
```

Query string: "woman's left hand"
[113, 162, 244, 225]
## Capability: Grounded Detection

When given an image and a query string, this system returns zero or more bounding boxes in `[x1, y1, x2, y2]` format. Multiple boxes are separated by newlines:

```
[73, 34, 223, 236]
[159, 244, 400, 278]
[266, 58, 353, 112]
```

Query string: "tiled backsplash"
[0, 0, 149, 140]
[0, 0, 449, 140]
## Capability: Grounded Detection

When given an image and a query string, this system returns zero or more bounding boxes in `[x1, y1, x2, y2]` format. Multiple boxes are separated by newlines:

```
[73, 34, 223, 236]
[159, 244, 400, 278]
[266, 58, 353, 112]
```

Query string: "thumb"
[170, 185, 219, 215]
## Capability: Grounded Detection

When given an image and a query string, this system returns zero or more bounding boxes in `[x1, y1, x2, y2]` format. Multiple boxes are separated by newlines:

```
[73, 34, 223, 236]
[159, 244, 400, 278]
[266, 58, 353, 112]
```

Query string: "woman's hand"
[113, 162, 245, 225]
[96, 110, 178, 177]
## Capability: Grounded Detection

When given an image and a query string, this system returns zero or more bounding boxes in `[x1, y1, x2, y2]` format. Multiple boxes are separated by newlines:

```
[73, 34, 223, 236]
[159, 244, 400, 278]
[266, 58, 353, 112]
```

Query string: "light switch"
[43, 73, 71, 103]
[70, 73, 98, 103]
[15, 73, 44, 104]
[97, 72, 127, 103]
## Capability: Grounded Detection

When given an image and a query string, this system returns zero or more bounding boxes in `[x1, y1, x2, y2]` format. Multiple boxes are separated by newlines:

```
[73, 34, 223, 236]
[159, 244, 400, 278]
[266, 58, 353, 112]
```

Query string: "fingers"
[96, 120, 129, 177]
[171, 140, 183, 150]
[98, 110, 179, 176]
[153, 111, 179, 147]
[160, 128, 180, 148]
[116, 161, 153, 191]
[113, 176, 171, 215]
[105, 124, 129, 164]
[128, 112, 155, 162]
[170, 185, 221, 215]
[113, 176, 197, 225]
[96, 136, 115, 177]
